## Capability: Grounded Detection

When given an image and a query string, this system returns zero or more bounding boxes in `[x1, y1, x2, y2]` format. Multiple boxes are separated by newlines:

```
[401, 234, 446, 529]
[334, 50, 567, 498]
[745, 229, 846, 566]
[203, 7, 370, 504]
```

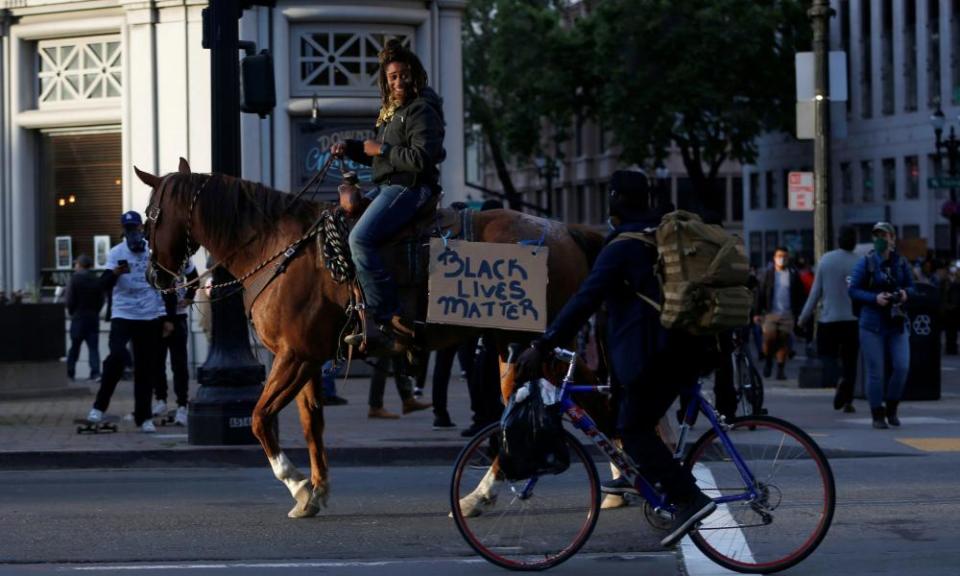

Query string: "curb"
[0, 445, 468, 471]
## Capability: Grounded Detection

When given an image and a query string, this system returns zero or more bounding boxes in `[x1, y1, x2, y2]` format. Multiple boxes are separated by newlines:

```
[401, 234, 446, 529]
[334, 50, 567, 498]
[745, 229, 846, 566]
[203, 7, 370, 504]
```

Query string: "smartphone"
[118, 259, 129, 269]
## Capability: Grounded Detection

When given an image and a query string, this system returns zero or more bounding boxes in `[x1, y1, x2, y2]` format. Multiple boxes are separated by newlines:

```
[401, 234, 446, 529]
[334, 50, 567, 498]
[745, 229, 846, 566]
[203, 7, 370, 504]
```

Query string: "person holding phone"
[85, 211, 176, 433]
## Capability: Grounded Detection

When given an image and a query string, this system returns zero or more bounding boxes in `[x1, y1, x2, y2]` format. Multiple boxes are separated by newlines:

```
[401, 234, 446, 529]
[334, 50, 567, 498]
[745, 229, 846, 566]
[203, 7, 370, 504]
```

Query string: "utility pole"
[810, 0, 835, 263]
[189, 0, 266, 445]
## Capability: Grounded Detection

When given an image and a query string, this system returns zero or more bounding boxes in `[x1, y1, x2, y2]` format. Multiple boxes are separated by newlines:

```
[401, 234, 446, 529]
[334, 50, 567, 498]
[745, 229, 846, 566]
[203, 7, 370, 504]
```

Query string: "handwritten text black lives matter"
[427, 239, 548, 332]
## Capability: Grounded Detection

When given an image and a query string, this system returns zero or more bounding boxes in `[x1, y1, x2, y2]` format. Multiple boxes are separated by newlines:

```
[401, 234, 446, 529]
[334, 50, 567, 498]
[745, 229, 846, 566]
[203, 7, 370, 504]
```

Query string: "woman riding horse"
[331, 38, 446, 355]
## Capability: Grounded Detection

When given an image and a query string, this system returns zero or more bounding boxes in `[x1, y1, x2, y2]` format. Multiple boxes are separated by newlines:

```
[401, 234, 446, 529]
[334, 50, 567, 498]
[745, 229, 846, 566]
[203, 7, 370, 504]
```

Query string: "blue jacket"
[847, 251, 915, 334]
[540, 218, 702, 387]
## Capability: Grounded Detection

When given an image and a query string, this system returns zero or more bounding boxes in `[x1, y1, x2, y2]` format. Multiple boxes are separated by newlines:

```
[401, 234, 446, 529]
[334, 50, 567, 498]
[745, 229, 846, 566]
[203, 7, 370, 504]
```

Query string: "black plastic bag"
[498, 380, 570, 481]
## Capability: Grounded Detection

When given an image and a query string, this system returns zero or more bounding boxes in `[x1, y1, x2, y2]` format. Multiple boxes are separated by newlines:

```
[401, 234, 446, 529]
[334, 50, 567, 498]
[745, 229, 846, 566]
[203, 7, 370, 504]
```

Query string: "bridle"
[145, 173, 213, 286]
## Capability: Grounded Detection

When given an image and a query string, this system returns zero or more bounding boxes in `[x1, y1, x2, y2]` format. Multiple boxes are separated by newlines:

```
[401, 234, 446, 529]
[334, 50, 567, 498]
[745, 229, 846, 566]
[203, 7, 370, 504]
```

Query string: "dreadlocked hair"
[376, 38, 428, 127]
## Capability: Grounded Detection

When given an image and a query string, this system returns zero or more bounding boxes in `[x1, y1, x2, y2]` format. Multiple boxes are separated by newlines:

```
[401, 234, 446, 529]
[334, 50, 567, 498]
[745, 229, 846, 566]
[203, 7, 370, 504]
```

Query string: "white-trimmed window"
[291, 25, 414, 97]
[36, 36, 122, 106]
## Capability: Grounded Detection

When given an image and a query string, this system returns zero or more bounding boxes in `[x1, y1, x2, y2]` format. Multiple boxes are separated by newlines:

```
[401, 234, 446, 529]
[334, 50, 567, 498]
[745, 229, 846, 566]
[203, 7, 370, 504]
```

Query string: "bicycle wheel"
[683, 416, 835, 574]
[450, 423, 600, 571]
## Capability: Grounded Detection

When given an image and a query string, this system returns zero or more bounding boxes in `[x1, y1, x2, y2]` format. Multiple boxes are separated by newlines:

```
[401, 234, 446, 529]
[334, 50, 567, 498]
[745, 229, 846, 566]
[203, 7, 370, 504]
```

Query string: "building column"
[10, 25, 37, 292]
[123, 2, 158, 214]
[437, 0, 466, 205]
[0, 11, 9, 291]
[186, 2, 211, 173]
[156, 2, 189, 175]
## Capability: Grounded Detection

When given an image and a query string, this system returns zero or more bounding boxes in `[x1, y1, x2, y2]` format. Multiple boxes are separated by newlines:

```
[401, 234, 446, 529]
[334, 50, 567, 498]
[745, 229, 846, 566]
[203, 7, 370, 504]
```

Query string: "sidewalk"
[0, 363, 477, 469]
[2, 353, 960, 470]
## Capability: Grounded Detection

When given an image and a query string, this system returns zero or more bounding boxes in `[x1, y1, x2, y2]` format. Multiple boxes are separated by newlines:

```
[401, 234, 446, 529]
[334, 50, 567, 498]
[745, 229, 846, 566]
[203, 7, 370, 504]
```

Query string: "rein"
[151, 156, 335, 295]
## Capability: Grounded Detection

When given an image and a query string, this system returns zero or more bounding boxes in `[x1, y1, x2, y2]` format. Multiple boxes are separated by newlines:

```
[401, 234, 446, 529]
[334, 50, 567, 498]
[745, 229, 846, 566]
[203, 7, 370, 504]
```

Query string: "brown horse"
[136, 158, 605, 518]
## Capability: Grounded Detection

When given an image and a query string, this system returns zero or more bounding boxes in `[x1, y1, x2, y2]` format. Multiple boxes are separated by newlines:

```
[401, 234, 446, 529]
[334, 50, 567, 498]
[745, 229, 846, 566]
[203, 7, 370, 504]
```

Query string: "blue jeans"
[859, 327, 910, 409]
[348, 184, 429, 322]
[321, 360, 337, 398]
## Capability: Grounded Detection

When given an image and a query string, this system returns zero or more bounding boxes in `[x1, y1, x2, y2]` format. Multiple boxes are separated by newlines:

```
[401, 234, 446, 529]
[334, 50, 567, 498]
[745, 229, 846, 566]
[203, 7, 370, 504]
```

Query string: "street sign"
[788, 171, 815, 211]
[928, 177, 960, 189]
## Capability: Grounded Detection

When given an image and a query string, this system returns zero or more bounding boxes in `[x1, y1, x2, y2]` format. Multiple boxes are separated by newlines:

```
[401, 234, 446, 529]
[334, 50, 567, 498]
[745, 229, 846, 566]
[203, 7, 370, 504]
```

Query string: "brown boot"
[368, 406, 400, 419]
[402, 397, 432, 414]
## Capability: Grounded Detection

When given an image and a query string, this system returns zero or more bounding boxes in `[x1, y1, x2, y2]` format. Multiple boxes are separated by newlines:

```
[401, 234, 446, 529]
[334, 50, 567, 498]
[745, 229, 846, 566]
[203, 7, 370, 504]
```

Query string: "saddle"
[317, 183, 476, 357]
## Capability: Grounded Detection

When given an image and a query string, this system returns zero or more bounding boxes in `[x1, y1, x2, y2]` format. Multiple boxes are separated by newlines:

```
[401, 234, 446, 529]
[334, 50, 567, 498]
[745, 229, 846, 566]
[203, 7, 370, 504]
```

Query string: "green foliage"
[464, 0, 584, 159]
[585, 0, 810, 176]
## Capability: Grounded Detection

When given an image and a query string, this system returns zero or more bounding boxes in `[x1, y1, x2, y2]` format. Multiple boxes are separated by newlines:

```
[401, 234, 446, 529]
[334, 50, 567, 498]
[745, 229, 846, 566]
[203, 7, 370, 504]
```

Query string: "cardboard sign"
[427, 239, 548, 332]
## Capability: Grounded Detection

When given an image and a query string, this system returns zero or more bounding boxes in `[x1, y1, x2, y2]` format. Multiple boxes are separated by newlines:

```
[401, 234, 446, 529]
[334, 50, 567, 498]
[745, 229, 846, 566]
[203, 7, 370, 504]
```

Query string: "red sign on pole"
[788, 171, 815, 212]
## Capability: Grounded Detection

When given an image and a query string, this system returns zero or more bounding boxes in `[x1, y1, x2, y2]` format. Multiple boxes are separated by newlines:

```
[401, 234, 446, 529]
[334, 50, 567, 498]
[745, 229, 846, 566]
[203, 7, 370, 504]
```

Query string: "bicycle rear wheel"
[450, 423, 600, 571]
[683, 416, 835, 574]
[744, 361, 765, 416]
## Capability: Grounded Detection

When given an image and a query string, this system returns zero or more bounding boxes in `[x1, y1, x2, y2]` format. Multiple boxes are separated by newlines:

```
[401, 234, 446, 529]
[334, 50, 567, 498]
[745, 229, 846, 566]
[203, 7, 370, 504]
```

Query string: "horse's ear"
[178, 158, 191, 175]
[134, 166, 161, 189]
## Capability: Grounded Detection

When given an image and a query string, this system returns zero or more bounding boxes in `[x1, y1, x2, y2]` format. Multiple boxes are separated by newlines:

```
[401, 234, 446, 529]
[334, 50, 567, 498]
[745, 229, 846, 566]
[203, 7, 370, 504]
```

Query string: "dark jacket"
[848, 251, 916, 334]
[539, 217, 703, 387]
[344, 87, 445, 189]
[66, 269, 104, 319]
[756, 266, 805, 319]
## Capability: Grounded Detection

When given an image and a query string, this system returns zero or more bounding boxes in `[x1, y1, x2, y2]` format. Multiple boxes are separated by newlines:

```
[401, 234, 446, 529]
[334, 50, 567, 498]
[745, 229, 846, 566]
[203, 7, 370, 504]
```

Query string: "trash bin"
[854, 282, 942, 401]
[902, 283, 941, 401]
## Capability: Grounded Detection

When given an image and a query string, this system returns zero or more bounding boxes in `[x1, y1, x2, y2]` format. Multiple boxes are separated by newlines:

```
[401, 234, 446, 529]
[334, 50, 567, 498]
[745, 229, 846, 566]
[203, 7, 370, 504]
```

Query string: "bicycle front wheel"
[450, 423, 600, 571]
[683, 416, 835, 574]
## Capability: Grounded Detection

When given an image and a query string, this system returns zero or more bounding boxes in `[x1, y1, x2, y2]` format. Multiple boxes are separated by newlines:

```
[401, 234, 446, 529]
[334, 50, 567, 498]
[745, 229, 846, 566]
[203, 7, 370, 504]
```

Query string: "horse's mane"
[165, 172, 333, 248]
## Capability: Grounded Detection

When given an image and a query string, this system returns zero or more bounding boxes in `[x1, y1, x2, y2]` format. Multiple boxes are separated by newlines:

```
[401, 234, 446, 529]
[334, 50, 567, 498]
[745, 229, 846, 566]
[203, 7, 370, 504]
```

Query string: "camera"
[887, 291, 903, 305]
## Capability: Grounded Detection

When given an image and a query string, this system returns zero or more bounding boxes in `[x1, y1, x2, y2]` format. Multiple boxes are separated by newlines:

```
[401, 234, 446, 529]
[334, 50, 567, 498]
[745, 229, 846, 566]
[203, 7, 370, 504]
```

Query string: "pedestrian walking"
[848, 222, 915, 429]
[755, 248, 805, 380]
[153, 261, 199, 426]
[85, 211, 176, 433]
[65, 254, 104, 381]
[798, 226, 860, 413]
[367, 355, 431, 419]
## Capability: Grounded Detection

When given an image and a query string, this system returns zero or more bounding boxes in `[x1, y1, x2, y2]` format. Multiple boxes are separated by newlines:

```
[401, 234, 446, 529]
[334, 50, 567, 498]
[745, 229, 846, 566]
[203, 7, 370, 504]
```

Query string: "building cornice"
[17, 105, 122, 129]
[2, 0, 121, 17]
[282, 5, 429, 25]
[287, 97, 380, 117]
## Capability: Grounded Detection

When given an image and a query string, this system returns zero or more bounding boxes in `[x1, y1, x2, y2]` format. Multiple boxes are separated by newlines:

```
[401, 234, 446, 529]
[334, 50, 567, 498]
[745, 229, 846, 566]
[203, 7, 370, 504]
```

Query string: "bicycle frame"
[547, 347, 763, 510]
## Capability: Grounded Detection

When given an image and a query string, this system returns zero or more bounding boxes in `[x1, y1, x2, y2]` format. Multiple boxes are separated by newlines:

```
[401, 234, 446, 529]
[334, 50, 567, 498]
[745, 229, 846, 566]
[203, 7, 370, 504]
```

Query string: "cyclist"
[516, 169, 716, 548]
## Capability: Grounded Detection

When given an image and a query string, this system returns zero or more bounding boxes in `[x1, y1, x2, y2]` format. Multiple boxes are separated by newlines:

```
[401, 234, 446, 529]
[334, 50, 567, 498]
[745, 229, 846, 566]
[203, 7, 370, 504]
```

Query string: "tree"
[584, 0, 810, 216]
[463, 0, 586, 210]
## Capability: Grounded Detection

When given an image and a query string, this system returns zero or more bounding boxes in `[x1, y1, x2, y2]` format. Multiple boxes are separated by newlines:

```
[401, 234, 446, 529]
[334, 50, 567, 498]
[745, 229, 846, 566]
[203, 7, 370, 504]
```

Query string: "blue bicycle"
[450, 348, 835, 572]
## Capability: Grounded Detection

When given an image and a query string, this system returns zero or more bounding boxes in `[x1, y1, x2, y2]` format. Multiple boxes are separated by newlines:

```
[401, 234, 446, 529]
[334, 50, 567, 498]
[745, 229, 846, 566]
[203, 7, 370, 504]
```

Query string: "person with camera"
[848, 222, 915, 429]
[85, 211, 176, 433]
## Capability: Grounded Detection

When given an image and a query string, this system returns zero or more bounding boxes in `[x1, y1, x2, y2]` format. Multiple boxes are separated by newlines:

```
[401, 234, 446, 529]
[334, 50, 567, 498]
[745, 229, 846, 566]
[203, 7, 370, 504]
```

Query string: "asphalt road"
[1, 454, 959, 576]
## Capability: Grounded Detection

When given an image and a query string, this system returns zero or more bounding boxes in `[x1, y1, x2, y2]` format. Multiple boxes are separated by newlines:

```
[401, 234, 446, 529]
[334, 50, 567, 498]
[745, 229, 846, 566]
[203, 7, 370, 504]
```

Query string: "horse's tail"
[566, 224, 605, 268]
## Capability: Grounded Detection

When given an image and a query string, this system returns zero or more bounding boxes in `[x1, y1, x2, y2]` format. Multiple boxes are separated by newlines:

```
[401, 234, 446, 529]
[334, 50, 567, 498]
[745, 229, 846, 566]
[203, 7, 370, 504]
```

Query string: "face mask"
[873, 238, 889, 253]
[774, 257, 785, 267]
[125, 230, 145, 252]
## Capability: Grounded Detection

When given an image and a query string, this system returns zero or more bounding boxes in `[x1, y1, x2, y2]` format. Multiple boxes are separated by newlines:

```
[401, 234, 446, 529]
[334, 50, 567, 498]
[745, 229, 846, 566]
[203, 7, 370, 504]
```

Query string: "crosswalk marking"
[896, 438, 960, 452]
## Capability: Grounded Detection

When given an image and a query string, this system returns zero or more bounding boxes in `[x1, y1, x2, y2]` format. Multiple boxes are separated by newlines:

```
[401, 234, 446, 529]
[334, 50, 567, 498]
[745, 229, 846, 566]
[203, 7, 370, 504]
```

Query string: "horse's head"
[136, 158, 207, 290]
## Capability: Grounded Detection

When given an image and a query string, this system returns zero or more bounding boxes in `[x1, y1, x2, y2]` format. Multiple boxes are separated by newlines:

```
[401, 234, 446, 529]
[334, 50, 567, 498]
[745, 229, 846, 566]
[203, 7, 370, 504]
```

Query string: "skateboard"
[155, 409, 181, 427]
[74, 415, 120, 434]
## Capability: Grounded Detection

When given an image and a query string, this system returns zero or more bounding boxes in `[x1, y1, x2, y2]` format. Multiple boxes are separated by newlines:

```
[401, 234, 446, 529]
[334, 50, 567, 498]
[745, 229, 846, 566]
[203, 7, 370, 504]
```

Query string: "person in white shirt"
[86, 211, 176, 433]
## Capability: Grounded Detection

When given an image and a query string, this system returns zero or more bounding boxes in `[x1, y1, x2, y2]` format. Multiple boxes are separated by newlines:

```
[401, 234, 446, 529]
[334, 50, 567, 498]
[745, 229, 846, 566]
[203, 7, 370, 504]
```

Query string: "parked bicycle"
[732, 328, 766, 417]
[450, 347, 835, 573]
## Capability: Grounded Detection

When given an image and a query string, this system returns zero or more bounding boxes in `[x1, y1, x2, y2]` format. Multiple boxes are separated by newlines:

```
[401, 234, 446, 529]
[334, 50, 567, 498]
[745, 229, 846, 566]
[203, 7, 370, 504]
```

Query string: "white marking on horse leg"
[457, 466, 502, 518]
[269, 452, 310, 499]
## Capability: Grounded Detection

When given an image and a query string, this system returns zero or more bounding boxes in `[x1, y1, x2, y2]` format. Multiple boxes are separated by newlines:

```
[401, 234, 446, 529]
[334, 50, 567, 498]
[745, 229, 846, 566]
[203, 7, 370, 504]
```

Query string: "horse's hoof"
[601, 494, 628, 510]
[458, 492, 497, 518]
[288, 485, 321, 519]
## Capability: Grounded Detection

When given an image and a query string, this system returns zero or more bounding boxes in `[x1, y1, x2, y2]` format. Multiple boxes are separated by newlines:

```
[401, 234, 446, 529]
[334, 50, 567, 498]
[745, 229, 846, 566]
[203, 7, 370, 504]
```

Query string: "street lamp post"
[932, 107, 960, 258]
[188, 0, 267, 445]
[809, 0, 835, 263]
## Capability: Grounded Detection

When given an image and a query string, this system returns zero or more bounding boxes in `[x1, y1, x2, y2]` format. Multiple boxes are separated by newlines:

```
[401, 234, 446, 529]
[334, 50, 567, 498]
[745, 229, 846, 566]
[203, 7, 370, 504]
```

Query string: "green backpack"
[615, 210, 753, 335]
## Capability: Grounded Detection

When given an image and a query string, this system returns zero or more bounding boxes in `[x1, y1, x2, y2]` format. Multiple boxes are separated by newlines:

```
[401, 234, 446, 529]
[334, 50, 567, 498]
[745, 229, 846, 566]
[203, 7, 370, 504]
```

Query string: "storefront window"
[292, 117, 376, 201]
